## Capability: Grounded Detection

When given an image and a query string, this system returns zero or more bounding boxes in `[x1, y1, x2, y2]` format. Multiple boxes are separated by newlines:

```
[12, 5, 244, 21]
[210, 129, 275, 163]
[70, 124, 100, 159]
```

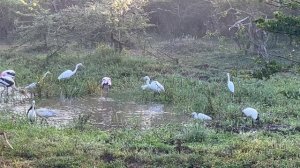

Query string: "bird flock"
[191, 72, 259, 127]
[1, 66, 259, 127]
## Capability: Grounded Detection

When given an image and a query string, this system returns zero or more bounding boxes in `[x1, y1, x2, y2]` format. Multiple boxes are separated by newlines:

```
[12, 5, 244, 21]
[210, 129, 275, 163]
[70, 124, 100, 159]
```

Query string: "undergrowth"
[0, 113, 300, 167]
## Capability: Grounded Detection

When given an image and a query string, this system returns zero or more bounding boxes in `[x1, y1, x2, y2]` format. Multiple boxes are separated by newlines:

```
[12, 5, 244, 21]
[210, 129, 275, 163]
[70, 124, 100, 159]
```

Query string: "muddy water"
[1, 96, 189, 130]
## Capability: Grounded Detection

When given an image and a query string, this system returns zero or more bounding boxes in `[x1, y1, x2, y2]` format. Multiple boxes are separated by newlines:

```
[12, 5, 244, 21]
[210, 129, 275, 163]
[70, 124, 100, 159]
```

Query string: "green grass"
[0, 41, 300, 167]
[1, 114, 300, 167]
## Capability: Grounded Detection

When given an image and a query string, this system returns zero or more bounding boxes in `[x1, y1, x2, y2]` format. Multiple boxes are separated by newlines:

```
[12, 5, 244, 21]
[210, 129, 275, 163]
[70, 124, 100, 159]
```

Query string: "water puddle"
[0, 96, 189, 130]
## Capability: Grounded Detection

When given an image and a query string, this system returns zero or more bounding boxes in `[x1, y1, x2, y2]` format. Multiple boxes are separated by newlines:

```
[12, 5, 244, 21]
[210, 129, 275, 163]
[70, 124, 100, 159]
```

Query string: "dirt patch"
[194, 64, 210, 70]
[125, 155, 146, 167]
[212, 122, 298, 134]
[0, 156, 32, 167]
[174, 139, 194, 154]
[127, 163, 145, 168]
[0, 157, 12, 167]
[152, 147, 170, 154]
[263, 124, 295, 134]
[99, 151, 116, 163]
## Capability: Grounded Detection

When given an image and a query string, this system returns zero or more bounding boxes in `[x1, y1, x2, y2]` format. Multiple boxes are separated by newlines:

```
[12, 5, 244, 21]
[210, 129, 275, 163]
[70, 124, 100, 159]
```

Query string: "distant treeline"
[0, 0, 299, 50]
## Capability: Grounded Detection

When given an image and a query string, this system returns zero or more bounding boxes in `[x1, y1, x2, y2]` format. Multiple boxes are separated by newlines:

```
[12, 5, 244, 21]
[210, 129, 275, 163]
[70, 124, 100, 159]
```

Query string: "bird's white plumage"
[1, 70, 16, 79]
[27, 100, 36, 123]
[0, 76, 15, 88]
[101, 77, 112, 87]
[142, 76, 165, 93]
[141, 84, 148, 90]
[192, 112, 212, 120]
[58, 63, 83, 80]
[227, 73, 234, 93]
[25, 82, 37, 90]
[36, 108, 57, 118]
[242, 107, 258, 120]
[0, 76, 19, 95]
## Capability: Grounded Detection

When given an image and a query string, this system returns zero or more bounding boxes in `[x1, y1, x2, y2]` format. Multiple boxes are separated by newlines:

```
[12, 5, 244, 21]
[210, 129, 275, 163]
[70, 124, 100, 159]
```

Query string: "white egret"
[242, 107, 260, 126]
[100, 77, 112, 97]
[0, 70, 16, 79]
[58, 63, 84, 80]
[36, 108, 57, 124]
[141, 76, 165, 93]
[25, 71, 51, 98]
[191, 112, 212, 120]
[227, 73, 234, 94]
[27, 100, 36, 123]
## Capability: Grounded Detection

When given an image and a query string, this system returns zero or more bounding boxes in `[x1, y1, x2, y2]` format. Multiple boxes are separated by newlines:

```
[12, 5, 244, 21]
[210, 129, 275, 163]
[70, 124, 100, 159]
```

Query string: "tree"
[0, 0, 28, 41]
[145, 0, 213, 38]
[256, 0, 300, 37]
[7, 0, 150, 51]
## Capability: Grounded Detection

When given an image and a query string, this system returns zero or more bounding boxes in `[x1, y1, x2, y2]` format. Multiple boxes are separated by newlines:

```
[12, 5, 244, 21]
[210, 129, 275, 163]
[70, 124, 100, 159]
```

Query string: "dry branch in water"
[0, 132, 14, 149]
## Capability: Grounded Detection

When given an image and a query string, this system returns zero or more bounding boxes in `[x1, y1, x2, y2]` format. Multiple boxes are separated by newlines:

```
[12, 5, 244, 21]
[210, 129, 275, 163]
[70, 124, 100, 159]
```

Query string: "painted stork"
[0, 70, 16, 79]
[100, 77, 112, 97]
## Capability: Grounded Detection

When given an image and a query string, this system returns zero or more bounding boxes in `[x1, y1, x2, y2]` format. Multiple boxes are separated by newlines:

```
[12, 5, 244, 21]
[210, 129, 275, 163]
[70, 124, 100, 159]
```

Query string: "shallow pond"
[0, 95, 189, 130]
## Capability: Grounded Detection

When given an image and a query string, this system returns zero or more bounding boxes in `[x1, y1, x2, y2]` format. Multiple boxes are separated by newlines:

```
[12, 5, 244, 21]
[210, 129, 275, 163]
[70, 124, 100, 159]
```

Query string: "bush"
[252, 61, 283, 79]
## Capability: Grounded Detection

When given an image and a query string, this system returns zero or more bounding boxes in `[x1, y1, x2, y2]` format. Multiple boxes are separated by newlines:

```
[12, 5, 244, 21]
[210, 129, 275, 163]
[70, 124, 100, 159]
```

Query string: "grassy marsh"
[0, 40, 300, 167]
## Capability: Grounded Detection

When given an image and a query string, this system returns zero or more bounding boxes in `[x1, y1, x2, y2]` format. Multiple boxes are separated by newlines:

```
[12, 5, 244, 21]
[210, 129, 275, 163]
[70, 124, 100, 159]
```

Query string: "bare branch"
[0, 132, 14, 150]
[229, 16, 249, 30]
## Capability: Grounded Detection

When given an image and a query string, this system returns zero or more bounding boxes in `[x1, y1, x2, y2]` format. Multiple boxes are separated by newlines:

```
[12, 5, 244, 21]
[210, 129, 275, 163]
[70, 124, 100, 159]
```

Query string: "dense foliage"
[0, 0, 150, 50]
[257, 0, 300, 37]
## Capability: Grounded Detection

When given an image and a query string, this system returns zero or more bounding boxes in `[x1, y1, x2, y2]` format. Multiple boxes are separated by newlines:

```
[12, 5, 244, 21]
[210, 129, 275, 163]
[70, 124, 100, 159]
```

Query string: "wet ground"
[0, 93, 189, 130]
[1, 90, 296, 133]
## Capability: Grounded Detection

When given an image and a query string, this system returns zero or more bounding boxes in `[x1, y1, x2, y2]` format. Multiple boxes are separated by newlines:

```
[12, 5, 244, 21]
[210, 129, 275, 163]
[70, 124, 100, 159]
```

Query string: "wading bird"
[58, 63, 84, 80]
[242, 107, 260, 126]
[227, 73, 234, 97]
[0, 70, 16, 79]
[27, 100, 36, 123]
[191, 112, 212, 120]
[36, 108, 57, 124]
[0, 76, 16, 97]
[100, 77, 112, 97]
[25, 71, 51, 98]
[0, 76, 27, 98]
[0, 70, 16, 96]
[58, 63, 84, 98]
[141, 76, 165, 93]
